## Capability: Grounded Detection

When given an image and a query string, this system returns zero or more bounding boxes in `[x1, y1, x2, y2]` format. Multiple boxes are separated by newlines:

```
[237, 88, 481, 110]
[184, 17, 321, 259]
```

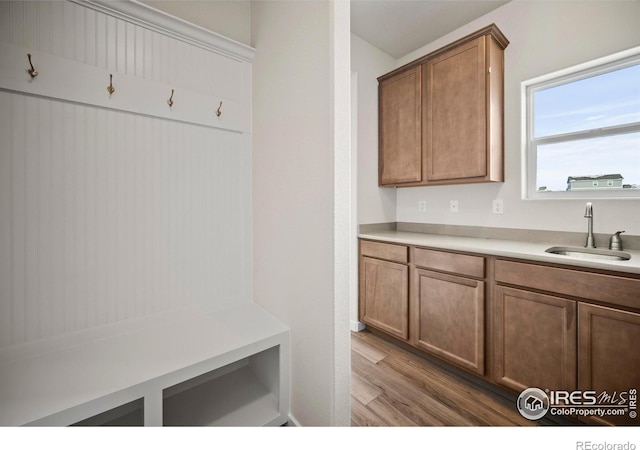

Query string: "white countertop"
[359, 230, 640, 275]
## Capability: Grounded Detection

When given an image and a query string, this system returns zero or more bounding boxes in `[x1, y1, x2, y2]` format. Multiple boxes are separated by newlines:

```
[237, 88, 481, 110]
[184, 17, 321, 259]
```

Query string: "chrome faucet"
[584, 202, 596, 248]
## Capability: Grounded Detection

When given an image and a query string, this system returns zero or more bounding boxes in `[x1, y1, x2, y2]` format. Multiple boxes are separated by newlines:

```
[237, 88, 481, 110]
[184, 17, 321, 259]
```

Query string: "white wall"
[331, 0, 353, 428]
[140, 0, 251, 46]
[251, 1, 350, 426]
[351, 33, 397, 225]
[357, 1, 640, 236]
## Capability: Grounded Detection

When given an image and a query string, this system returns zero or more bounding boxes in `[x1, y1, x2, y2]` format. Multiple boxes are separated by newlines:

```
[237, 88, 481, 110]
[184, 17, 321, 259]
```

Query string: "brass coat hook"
[107, 74, 115, 95]
[27, 53, 38, 78]
[167, 89, 174, 108]
[216, 101, 223, 117]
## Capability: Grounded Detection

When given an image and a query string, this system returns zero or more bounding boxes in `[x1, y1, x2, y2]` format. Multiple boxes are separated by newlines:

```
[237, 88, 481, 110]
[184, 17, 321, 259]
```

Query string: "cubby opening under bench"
[0, 303, 290, 427]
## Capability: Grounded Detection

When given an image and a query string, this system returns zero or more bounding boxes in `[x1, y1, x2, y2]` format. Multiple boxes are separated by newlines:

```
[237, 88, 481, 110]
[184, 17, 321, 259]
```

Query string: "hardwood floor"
[351, 329, 545, 426]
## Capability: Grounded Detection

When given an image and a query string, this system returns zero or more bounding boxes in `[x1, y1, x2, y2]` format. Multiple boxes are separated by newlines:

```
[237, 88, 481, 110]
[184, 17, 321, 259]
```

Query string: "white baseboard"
[287, 413, 301, 427]
[350, 320, 365, 332]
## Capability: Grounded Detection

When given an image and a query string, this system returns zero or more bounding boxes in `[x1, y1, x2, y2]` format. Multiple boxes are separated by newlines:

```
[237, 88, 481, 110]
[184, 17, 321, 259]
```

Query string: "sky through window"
[532, 62, 640, 192]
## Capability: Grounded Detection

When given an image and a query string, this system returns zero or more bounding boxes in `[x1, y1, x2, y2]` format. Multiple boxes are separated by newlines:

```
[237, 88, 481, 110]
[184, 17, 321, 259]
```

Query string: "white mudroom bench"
[0, 303, 290, 426]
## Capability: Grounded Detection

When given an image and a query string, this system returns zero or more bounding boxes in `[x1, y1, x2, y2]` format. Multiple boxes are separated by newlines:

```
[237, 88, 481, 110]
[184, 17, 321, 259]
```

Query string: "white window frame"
[522, 46, 640, 200]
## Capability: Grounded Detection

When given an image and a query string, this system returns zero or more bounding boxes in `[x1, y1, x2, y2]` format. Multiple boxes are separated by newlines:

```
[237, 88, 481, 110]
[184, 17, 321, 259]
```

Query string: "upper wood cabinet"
[379, 66, 422, 185]
[378, 24, 509, 187]
[425, 35, 503, 182]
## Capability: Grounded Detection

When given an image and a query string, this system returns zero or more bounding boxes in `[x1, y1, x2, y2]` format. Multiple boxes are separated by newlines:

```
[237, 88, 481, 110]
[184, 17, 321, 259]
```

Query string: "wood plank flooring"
[351, 330, 542, 426]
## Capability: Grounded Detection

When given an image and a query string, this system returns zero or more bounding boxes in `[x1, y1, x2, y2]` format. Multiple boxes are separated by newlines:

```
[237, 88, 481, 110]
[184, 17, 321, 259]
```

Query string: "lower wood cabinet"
[360, 256, 409, 340]
[412, 268, 485, 375]
[358, 239, 640, 426]
[494, 286, 577, 393]
[494, 259, 639, 426]
[578, 303, 640, 426]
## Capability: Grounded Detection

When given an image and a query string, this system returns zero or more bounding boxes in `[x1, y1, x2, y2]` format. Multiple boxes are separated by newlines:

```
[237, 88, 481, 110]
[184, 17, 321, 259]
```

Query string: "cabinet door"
[412, 269, 484, 374]
[378, 66, 422, 185]
[360, 257, 409, 340]
[424, 36, 487, 181]
[494, 286, 576, 393]
[578, 303, 640, 426]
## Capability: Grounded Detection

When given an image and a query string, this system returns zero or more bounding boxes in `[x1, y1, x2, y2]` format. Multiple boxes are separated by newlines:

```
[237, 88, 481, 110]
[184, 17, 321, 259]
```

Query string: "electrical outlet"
[450, 200, 459, 213]
[418, 201, 427, 212]
[492, 199, 504, 215]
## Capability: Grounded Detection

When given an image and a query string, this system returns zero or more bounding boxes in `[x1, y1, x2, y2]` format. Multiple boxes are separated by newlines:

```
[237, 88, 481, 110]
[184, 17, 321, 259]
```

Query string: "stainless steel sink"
[545, 246, 631, 261]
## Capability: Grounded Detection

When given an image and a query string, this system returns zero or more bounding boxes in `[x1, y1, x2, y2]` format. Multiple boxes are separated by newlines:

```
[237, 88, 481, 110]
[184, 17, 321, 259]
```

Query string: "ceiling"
[351, 0, 510, 59]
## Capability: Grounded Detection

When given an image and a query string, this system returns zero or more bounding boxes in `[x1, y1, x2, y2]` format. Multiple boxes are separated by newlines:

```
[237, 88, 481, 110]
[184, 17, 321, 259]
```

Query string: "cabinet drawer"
[495, 260, 640, 310]
[360, 240, 408, 264]
[413, 248, 484, 278]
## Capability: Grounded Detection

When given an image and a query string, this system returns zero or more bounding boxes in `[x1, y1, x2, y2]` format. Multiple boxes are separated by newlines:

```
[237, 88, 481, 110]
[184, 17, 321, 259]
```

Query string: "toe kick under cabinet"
[358, 238, 640, 426]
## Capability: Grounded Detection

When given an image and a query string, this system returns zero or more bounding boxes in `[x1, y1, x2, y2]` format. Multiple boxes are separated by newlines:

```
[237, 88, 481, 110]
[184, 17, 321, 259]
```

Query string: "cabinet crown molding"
[378, 23, 508, 82]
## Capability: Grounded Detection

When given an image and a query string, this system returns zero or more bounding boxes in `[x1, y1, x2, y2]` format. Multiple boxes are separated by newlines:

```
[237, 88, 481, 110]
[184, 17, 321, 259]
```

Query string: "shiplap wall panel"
[10, 95, 26, 345]
[1, 92, 250, 347]
[0, 91, 11, 346]
[0, 3, 10, 45]
[0, 1, 252, 348]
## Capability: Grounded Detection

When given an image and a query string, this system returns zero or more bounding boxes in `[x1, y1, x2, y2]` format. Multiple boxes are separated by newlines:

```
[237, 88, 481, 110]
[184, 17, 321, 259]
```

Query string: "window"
[524, 47, 640, 199]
